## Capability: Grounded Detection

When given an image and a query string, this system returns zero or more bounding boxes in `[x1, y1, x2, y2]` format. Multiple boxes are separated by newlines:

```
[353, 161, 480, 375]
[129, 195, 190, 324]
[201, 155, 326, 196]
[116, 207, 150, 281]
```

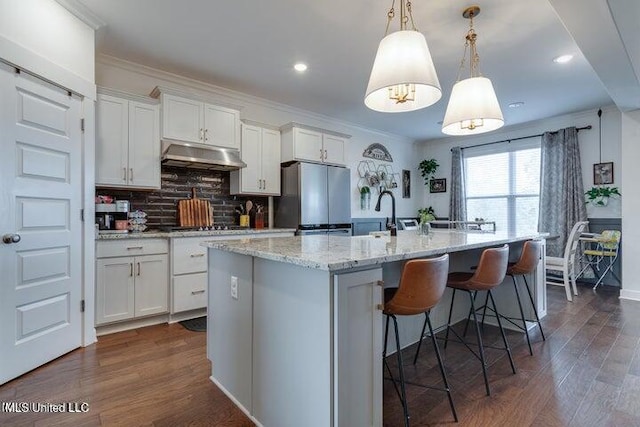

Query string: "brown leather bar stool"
[383, 254, 457, 427]
[464, 240, 546, 356]
[442, 244, 515, 396]
[506, 240, 546, 354]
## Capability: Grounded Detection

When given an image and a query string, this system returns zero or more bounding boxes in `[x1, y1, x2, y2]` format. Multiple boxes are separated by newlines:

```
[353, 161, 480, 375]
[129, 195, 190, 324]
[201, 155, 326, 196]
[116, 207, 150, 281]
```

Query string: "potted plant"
[585, 186, 620, 206]
[419, 159, 439, 187]
[360, 186, 371, 210]
[417, 207, 435, 235]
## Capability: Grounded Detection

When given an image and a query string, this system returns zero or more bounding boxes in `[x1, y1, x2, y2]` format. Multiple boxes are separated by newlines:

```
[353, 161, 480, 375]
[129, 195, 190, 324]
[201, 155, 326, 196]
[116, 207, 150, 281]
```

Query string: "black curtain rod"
[452, 125, 592, 151]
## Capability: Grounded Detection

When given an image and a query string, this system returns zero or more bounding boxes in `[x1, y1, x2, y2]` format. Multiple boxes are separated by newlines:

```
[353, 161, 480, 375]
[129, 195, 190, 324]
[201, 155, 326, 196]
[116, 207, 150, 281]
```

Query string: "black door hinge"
[81, 118, 85, 132]
[81, 209, 84, 221]
[81, 300, 85, 312]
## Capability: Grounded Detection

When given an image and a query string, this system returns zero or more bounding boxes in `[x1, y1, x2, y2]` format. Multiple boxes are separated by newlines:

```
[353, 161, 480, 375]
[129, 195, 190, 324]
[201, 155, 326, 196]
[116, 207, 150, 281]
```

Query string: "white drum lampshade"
[442, 76, 504, 136]
[365, 30, 442, 113]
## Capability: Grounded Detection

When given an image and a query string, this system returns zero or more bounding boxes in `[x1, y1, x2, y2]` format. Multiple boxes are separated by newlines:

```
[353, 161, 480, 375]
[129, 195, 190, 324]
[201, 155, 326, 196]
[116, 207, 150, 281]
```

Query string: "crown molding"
[55, 0, 106, 30]
[96, 54, 413, 144]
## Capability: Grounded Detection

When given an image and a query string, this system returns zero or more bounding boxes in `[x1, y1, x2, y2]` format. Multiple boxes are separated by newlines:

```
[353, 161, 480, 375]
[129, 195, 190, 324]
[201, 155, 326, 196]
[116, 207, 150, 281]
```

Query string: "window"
[464, 138, 541, 234]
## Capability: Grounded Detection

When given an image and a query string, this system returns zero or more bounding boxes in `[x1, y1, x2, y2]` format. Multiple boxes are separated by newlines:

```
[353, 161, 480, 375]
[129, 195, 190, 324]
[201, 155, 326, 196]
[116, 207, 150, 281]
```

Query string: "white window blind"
[463, 138, 541, 234]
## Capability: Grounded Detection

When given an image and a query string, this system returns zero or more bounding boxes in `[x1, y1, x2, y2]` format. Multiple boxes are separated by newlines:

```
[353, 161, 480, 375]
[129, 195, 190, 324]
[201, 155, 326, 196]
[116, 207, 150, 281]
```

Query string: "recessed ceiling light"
[508, 102, 525, 108]
[553, 54, 574, 64]
[293, 63, 308, 72]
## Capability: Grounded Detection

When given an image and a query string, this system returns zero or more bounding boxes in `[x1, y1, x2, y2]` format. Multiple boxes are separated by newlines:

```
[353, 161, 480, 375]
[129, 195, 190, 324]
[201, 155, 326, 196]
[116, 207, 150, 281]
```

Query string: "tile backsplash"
[96, 166, 269, 228]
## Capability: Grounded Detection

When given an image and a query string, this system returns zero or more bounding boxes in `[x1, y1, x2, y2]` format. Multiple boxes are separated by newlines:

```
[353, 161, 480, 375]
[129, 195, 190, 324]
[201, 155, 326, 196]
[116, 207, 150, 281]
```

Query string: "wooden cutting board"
[178, 188, 213, 227]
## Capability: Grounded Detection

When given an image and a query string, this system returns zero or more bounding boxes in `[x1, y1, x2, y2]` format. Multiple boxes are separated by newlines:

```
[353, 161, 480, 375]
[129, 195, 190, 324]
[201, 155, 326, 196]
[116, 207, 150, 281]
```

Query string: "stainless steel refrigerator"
[275, 162, 352, 235]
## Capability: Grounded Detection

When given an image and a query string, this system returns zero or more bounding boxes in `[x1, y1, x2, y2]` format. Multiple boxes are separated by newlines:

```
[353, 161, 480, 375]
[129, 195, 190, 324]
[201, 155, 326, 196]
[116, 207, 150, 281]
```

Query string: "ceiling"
[73, 0, 637, 140]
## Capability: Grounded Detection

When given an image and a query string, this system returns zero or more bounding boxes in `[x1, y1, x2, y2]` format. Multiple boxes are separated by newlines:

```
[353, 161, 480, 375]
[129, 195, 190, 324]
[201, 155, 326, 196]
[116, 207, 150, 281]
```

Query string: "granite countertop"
[202, 229, 548, 271]
[96, 228, 296, 240]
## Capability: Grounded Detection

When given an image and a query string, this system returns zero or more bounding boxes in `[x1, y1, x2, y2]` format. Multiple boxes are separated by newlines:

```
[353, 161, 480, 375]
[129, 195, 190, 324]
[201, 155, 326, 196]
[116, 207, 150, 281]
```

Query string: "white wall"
[95, 56, 421, 219]
[620, 110, 640, 300]
[0, 0, 95, 84]
[418, 106, 622, 220]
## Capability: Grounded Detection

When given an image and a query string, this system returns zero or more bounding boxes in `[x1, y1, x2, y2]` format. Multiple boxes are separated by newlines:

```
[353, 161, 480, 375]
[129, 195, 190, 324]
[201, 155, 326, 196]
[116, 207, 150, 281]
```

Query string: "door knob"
[3, 233, 21, 244]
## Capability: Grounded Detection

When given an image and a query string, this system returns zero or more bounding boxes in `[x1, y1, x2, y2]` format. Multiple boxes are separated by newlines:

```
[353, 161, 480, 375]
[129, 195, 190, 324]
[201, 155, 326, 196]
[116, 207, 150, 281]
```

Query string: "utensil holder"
[239, 215, 250, 227]
[255, 212, 264, 229]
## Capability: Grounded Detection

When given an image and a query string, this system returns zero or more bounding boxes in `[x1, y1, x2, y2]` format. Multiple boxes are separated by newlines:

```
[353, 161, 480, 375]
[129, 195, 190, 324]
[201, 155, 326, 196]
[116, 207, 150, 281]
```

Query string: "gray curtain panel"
[539, 127, 588, 257]
[449, 147, 467, 222]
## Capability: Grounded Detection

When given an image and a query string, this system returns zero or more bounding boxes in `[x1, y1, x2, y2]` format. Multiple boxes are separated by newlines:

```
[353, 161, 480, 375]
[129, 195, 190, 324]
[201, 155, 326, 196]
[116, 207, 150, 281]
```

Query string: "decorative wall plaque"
[363, 143, 393, 162]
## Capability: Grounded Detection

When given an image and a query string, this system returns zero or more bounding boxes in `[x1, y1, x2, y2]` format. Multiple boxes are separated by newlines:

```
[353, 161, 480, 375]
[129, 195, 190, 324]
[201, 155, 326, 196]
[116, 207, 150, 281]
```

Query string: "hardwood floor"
[1, 284, 639, 426]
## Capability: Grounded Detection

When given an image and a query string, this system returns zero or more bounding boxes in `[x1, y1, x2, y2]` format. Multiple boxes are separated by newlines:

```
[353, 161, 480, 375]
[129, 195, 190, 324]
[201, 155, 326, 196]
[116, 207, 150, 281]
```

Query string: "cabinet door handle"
[130, 263, 133, 277]
[123, 167, 127, 181]
[199, 128, 204, 140]
[190, 253, 205, 258]
[130, 168, 133, 182]
[126, 246, 143, 250]
[262, 179, 266, 190]
[191, 290, 206, 295]
[204, 128, 208, 141]
[320, 148, 324, 160]
[324, 149, 328, 160]
[136, 262, 141, 276]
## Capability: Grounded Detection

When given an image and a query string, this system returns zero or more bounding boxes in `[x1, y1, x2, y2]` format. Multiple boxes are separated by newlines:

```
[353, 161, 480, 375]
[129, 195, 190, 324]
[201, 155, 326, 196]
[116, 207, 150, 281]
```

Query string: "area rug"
[179, 316, 207, 332]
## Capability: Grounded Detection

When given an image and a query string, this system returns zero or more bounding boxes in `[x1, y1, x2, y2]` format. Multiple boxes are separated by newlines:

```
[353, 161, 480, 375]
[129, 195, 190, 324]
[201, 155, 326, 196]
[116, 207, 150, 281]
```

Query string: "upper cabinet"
[230, 122, 281, 195]
[280, 123, 349, 166]
[151, 88, 240, 150]
[96, 90, 160, 189]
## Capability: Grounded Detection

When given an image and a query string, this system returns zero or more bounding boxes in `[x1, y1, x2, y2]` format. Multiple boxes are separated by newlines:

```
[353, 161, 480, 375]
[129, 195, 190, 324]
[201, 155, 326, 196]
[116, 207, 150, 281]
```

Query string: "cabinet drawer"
[172, 237, 208, 275]
[97, 239, 168, 258]
[173, 273, 207, 313]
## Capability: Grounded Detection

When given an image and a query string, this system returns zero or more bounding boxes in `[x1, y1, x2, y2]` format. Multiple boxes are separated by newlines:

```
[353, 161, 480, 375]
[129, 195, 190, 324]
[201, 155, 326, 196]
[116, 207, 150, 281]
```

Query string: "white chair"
[545, 221, 589, 301]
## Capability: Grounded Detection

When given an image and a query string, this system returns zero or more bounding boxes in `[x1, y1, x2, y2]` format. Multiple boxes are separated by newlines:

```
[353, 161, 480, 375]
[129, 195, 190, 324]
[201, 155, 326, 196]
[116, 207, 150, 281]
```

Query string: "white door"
[261, 128, 281, 194]
[161, 94, 202, 143]
[322, 134, 346, 166]
[240, 124, 262, 193]
[0, 64, 83, 385]
[128, 101, 160, 188]
[203, 103, 240, 149]
[134, 255, 168, 317]
[95, 257, 135, 325]
[293, 127, 323, 163]
[96, 94, 128, 186]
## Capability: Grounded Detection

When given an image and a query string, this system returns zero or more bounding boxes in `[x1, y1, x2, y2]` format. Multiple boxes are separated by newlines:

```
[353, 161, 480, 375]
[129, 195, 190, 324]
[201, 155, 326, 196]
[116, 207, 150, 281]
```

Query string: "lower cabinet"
[96, 239, 168, 326]
[171, 231, 295, 316]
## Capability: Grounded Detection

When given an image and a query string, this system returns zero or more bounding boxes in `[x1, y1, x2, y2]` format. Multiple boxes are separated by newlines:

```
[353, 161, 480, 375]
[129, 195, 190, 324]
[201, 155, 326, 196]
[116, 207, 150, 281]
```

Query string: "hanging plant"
[585, 186, 620, 206]
[419, 159, 439, 186]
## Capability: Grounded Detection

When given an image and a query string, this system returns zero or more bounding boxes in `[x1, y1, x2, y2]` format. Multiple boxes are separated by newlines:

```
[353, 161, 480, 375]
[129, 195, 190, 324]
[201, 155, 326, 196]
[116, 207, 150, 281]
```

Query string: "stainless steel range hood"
[161, 140, 246, 171]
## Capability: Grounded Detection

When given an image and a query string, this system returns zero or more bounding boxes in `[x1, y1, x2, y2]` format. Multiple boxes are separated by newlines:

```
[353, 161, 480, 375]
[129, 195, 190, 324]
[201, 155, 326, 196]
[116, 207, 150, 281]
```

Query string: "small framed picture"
[593, 162, 614, 185]
[430, 178, 446, 193]
[402, 169, 411, 198]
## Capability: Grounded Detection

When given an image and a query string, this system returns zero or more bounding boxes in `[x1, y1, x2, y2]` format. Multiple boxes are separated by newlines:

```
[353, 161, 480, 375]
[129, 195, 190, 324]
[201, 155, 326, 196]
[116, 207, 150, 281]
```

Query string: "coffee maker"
[95, 202, 128, 231]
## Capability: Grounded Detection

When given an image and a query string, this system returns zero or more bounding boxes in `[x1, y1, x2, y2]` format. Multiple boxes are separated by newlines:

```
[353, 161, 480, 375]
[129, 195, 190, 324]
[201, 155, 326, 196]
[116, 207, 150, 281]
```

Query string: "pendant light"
[442, 6, 504, 135]
[365, 0, 441, 113]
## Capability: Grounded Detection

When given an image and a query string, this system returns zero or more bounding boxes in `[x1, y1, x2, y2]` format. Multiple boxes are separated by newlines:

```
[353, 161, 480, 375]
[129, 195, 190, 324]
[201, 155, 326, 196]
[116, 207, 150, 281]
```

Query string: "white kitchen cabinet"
[171, 237, 208, 314]
[170, 231, 295, 316]
[154, 90, 240, 149]
[230, 123, 281, 195]
[96, 257, 135, 324]
[96, 239, 168, 326]
[280, 123, 349, 166]
[96, 90, 160, 189]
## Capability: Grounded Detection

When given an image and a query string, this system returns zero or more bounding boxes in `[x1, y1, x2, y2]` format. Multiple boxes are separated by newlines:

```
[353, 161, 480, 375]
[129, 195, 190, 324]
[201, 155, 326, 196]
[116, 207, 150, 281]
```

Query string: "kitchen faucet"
[375, 190, 397, 236]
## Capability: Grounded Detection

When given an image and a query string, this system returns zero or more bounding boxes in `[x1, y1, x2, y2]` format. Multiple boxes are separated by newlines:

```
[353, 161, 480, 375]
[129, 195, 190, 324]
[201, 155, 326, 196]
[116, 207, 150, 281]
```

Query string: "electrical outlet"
[230, 276, 238, 300]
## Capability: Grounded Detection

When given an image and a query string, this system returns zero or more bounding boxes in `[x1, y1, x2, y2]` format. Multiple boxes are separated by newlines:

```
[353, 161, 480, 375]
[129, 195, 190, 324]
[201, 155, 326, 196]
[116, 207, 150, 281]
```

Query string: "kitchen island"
[203, 229, 546, 427]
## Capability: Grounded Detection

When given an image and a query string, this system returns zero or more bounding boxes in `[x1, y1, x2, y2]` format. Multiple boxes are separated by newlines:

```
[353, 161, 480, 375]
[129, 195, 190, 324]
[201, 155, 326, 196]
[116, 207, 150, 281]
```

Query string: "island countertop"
[202, 229, 546, 271]
[96, 227, 296, 240]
